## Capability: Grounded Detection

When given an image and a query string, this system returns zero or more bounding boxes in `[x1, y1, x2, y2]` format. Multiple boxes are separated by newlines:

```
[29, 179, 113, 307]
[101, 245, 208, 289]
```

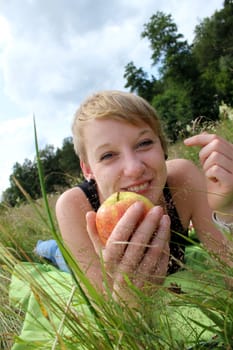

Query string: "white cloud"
[0, 116, 34, 194]
[0, 15, 11, 45]
[1, 6, 150, 109]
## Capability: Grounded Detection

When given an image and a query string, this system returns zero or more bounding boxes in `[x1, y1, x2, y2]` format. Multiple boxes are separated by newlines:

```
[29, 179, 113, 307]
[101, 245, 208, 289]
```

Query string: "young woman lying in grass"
[56, 90, 233, 300]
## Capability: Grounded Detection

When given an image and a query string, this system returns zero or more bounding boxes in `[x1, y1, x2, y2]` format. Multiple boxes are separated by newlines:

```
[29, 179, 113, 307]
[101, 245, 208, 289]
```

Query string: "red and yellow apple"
[96, 192, 154, 245]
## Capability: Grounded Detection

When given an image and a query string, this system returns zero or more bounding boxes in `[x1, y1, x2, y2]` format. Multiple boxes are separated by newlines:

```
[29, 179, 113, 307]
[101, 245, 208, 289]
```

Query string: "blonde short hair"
[72, 90, 167, 162]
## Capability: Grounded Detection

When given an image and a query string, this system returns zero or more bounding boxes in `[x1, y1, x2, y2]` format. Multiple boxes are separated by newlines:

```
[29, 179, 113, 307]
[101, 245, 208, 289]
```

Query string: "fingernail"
[133, 201, 144, 209]
[150, 206, 163, 215]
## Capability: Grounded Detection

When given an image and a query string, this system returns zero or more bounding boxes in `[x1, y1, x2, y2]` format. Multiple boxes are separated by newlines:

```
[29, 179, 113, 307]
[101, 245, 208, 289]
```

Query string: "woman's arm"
[167, 158, 225, 252]
[55, 187, 104, 289]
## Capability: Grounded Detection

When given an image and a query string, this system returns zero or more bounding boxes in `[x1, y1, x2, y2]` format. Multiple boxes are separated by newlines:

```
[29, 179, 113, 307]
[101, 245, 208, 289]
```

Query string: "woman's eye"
[100, 152, 114, 161]
[137, 139, 154, 148]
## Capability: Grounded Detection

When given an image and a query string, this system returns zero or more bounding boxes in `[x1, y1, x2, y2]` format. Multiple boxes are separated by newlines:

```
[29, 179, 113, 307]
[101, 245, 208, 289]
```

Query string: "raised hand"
[184, 133, 233, 212]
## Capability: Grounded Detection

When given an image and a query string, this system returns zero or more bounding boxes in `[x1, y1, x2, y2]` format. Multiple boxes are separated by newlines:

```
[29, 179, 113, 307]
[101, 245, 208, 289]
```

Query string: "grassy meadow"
[0, 114, 233, 349]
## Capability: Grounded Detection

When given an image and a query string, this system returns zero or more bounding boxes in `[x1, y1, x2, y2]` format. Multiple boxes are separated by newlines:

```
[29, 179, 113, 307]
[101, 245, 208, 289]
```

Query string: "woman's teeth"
[127, 182, 149, 192]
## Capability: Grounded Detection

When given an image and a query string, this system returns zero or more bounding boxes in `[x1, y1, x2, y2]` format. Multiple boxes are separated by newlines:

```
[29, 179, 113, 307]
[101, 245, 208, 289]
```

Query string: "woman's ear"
[80, 160, 93, 181]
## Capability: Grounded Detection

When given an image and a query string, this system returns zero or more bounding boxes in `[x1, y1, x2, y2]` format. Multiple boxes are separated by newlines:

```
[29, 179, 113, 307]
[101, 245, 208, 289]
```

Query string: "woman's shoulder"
[166, 157, 198, 169]
[56, 186, 84, 203]
[166, 158, 201, 186]
[56, 185, 92, 217]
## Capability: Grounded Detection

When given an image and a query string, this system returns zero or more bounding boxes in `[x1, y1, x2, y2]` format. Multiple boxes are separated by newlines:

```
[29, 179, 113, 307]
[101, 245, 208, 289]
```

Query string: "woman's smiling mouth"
[124, 181, 151, 193]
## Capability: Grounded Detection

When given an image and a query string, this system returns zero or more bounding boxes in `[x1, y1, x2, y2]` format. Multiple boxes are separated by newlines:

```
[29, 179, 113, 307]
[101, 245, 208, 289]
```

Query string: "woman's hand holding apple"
[86, 199, 170, 299]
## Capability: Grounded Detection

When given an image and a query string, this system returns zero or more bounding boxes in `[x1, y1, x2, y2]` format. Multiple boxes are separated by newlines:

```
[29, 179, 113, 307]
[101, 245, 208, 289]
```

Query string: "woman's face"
[81, 118, 167, 204]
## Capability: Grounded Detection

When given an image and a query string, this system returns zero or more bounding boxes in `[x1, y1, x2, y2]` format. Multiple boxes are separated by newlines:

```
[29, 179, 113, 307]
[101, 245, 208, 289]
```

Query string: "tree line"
[2, 0, 233, 206]
[2, 138, 82, 206]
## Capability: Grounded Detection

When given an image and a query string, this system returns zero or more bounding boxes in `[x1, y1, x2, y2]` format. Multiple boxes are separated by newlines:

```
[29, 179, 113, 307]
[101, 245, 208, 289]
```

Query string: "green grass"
[0, 115, 233, 349]
[0, 197, 57, 261]
[0, 266, 24, 350]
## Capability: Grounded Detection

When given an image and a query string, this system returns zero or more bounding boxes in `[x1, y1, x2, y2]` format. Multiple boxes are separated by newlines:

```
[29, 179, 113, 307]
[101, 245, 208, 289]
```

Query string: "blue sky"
[0, 0, 224, 197]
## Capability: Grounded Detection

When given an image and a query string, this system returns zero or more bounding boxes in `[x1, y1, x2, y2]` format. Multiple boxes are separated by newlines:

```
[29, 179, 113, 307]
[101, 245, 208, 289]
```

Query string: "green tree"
[124, 12, 198, 140]
[152, 83, 193, 142]
[124, 62, 159, 102]
[2, 160, 40, 206]
[56, 137, 81, 182]
[2, 138, 81, 206]
[141, 11, 193, 80]
[124, 11, 189, 94]
[39, 144, 67, 193]
[193, 0, 233, 105]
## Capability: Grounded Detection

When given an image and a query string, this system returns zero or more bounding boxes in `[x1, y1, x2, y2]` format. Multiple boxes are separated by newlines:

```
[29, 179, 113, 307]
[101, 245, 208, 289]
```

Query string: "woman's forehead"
[84, 118, 155, 139]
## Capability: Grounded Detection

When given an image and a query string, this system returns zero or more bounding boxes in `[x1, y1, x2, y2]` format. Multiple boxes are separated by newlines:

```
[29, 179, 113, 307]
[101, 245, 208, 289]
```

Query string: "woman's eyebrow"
[95, 143, 112, 154]
[138, 128, 154, 136]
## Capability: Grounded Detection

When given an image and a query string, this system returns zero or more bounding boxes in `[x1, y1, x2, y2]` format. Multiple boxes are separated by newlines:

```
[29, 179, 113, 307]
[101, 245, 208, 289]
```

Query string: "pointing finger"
[184, 133, 216, 147]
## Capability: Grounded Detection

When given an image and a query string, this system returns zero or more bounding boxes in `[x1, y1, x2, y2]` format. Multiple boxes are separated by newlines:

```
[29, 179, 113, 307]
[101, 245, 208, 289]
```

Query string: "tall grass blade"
[33, 116, 114, 348]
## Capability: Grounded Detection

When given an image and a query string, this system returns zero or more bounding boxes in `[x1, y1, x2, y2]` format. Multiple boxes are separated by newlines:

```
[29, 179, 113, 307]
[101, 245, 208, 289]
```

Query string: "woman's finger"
[202, 150, 233, 174]
[119, 206, 164, 271]
[103, 201, 146, 273]
[136, 215, 170, 284]
[86, 211, 104, 253]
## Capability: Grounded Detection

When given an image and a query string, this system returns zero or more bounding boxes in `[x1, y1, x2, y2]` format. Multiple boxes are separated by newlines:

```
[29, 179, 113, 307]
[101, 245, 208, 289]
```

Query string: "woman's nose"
[123, 153, 145, 177]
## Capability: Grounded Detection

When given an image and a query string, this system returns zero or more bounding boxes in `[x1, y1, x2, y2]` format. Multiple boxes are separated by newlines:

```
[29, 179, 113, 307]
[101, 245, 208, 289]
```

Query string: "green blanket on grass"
[9, 246, 226, 349]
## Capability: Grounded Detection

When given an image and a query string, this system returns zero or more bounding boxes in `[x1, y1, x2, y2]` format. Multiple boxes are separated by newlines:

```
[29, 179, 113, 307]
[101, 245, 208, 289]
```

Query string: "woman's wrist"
[212, 211, 233, 234]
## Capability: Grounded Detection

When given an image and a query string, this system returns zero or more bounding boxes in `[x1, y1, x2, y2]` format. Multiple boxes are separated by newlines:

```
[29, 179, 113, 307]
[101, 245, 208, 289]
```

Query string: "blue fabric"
[34, 239, 70, 273]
